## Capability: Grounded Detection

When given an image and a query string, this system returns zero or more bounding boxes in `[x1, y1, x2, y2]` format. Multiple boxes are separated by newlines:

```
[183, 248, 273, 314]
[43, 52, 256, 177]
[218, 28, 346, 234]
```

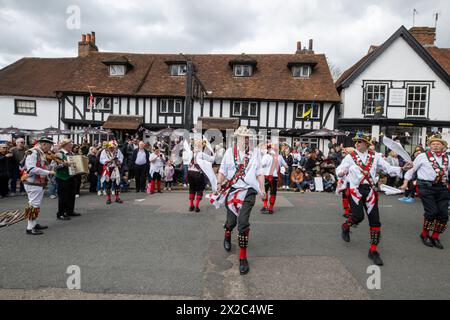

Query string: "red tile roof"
[0, 52, 340, 102]
[426, 47, 450, 74]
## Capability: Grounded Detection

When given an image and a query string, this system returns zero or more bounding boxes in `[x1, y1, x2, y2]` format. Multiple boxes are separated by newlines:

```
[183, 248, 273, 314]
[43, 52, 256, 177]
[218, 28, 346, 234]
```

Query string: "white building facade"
[336, 26, 450, 154]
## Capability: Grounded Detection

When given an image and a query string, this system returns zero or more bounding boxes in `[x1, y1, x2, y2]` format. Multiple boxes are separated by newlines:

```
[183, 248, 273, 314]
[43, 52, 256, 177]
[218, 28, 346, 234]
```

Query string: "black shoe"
[26, 228, 44, 235]
[268, 209, 274, 214]
[157, 190, 162, 193]
[431, 238, 444, 249]
[260, 207, 268, 214]
[341, 224, 350, 242]
[57, 215, 71, 221]
[67, 212, 81, 217]
[239, 259, 250, 275]
[368, 250, 384, 266]
[34, 224, 48, 230]
[224, 236, 232, 251]
[420, 234, 434, 248]
[189, 206, 195, 212]
[195, 207, 200, 212]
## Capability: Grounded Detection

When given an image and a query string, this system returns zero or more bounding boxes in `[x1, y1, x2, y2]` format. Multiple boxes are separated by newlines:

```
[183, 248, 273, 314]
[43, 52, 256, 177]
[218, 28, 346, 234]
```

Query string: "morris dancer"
[210, 126, 265, 275]
[336, 132, 411, 266]
[100, 141, 124, 204]
[260, 143, 288, 214]
[22, 137, 55, 235]
[149, 146, 165, 194]
[337, 147, 354, 218]
[401, 134, 449, 249]
[186, 139, 215, 212]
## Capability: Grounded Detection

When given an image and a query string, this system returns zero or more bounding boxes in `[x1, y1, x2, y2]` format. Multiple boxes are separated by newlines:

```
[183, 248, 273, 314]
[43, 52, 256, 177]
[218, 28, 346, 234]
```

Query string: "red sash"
[351, 150, 375, 187]
[426, 151, 448, 183]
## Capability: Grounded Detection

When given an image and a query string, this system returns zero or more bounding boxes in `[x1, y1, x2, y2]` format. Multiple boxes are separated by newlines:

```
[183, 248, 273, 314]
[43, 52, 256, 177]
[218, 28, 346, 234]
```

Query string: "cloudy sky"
[0, 0, 448, 73]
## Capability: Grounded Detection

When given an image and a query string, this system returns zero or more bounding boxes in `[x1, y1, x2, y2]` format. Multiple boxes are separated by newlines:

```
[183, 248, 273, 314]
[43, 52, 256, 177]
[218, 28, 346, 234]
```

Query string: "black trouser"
[224, 188, 257, 234]
[0, 176, 9, 197]
[348, 184, 381, 228]
[188, 170, 205, 193]
[134, 164, 148, 192]
[74, 175, 81, 195]
[56, 177, 76, 217]
[418, 181, 449, 223]
[264, 176, 278, 196]
[404, 180, 416, 198]
[89, 172, 97, 193]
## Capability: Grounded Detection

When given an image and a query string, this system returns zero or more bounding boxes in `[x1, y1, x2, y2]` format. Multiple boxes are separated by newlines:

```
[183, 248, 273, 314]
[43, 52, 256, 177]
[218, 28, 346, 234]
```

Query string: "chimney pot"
[91, 31, 96, 44]
[86, 33, 92, 43]
[81, 34, 86, 42]
[295, 41, 302, 54]
[309, 39, 313, 51]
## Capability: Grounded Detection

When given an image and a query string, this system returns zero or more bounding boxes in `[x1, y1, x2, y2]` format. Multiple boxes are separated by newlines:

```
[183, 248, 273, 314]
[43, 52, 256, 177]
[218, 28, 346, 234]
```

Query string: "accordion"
[67, 155, 89, 176]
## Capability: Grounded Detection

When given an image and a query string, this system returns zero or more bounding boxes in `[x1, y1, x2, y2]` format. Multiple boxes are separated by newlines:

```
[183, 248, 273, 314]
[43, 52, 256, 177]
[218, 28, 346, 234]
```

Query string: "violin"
[45, 151, 65, 165]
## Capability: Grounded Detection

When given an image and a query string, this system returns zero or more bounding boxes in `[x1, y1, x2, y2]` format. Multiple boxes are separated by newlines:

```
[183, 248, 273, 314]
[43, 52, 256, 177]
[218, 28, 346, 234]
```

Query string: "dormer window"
[170, 64, 187, 76]
[102, 56, 133, 77]
[287, 61, 317, 78]
[109, 65, 126, 76]
[234, 65, 253, 77]
[292, 65, 311, 78]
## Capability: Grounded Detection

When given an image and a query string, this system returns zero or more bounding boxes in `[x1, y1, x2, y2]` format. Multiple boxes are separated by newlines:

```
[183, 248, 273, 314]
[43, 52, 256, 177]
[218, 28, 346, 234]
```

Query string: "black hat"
[38, 136, 54, 144]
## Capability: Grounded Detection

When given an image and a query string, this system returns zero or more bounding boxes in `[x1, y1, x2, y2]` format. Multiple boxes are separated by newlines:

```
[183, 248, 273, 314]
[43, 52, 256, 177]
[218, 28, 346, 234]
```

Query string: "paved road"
[0, 190, 449, 300]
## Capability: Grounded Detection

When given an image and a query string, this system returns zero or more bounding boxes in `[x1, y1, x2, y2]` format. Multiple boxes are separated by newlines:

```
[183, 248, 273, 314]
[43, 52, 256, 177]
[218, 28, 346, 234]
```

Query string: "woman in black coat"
[88, 147, 98, 193]
[0, 144, 13, 198]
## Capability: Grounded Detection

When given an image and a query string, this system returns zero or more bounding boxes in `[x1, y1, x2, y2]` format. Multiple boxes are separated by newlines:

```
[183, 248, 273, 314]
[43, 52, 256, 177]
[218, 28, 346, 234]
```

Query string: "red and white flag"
[88, 93, 94, 111]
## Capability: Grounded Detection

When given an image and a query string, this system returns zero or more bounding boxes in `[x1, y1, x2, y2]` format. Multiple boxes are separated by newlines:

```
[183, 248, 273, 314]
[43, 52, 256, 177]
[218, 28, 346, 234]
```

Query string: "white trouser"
[24, 184, 44, 229]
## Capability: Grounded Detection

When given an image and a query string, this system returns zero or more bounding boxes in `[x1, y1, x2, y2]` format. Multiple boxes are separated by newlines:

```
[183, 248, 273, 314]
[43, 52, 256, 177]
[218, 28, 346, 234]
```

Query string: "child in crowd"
[322, 172, 336, 192]
[164, 160, 175, 191]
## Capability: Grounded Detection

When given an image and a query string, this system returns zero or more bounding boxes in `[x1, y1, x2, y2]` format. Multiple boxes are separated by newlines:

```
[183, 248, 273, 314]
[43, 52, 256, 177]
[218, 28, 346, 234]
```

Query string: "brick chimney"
[409, 27, 436, 47]
[295, 39, 314, 54]
[78, 31, 98, 57]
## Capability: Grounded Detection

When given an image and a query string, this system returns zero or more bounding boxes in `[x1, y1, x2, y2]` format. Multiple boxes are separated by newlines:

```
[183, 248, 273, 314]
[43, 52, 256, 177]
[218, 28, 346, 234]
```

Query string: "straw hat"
[234, 126, 254, 137]
[427, 133, 448, 147]
[352, 131, 373, 146]
[59, 138, 72, 148]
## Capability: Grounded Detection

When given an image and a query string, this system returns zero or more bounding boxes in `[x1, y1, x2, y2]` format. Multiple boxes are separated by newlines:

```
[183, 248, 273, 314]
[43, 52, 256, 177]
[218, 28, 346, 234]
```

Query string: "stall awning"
[103, 115, 143, 130]
[196, 117, 240, 130]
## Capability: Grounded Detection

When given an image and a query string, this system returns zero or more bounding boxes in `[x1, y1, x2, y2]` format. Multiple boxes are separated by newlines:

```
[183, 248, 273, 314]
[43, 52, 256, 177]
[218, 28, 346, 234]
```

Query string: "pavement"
[0, 190, 449, 300]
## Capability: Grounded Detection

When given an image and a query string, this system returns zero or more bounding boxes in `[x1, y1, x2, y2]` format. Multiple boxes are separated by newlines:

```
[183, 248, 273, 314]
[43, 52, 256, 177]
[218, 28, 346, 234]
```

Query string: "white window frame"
[234, 65, 252, 77]
[364, 83, 387, 116]
[296, 103, 320, 119]
[109, 65, 126, 76]
[232, 101, 258, 117]
[292, 65, 311, 78]
[15, 99, 36, 115]
[406, 85, 428, 117]
[170, 64, 187, 76]
[160, 99, 183, 114]
[94, 97, 112, 111]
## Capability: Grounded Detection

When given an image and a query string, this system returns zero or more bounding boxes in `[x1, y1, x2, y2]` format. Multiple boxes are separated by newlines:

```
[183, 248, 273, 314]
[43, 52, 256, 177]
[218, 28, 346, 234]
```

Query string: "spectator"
[9, 137, 27, 196]
[72, 144, 82, 198]
[323, 172, 336, 192]
[80, 139, 90, 156]
[88, 147, 98, 193]
[0, 144, 13, 198]
[131, 141, 150, 193]
[96, 144, 106, 196]
[47, 144, 59, 199]
[164, 160, 175, 191]
[291, 168, 304, 192]
[281, 147, 293, 189]
[386, 151, 400, 187]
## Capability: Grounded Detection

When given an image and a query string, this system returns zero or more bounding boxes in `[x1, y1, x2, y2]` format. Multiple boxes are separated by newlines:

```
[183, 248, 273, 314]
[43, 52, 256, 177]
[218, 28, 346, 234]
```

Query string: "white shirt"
[336, 150, 402, 189]
[149, 152, 165, 175]
[135, 149, 147, 165]
[188, 151, 215, 172]
[404, 152, 449, 182]
[219, 147, 264, 190]
[100, 149, 124, 166]
[261, 153, 287, 177]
